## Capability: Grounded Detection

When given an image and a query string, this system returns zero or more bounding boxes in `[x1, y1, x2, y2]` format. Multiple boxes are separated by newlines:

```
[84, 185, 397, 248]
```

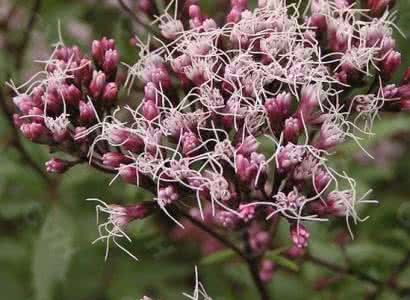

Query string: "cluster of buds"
[9, 0, 408, 280]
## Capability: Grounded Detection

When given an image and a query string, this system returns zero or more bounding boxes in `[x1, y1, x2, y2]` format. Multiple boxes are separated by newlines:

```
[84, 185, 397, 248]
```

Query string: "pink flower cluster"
[9, 0, 408, 282]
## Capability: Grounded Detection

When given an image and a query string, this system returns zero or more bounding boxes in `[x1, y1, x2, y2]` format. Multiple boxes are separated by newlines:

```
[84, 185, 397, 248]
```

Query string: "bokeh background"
[0, 0, 410, 299]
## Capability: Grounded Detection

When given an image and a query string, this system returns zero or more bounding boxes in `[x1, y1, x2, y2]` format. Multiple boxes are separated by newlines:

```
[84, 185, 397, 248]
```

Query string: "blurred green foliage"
[0, 1, 410, 300]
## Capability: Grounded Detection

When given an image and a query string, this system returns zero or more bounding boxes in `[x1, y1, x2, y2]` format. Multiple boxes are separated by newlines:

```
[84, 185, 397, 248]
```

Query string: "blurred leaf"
[200, 249, 236, 265]
[266, 254, 299, 272]
[32, 207, 75, 300]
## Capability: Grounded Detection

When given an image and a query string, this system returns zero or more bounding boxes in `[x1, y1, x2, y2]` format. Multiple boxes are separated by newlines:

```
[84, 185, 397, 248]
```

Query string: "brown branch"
[117, 0, 159, 36]
[365, 248, 410, 300]
[0, 89, 52, 185]
[15, 0, 42, 70]
[175, 206, 272, 300]
[306, 253, 382, 286]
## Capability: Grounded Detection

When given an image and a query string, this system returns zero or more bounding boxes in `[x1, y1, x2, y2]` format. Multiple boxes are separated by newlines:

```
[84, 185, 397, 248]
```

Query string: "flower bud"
[216, 211, 240, 230]
[283, 117, 301, 143]
[119, 165, 140, 185]
[239, 204, 256, 222]
[182, 131, 200, 156]
[259, 260, 275, 283]
[89, 71, 107, 98]
[102, 82, 119, 102]
[236, 135, 259, 156]
[13, 114, 25, 128]
[45, 158, 69, 173]
[296, 85, 319, 124]
[227, 8, 242, 23]
[144, 82, 158, 102]
[28, 107, 45, 123]
[79, 101, 95, 123]
[103, 49, 121, 74]
[381, 50, 401, 80]
[158, 185, 179, 206]
[290, 223, 310, 249]
[74, 126, 89, 144]
[264, 92, 292, 123]
[143, 100, 160, 121]
[367, 0, 395, 17]
[20, 122, 48, 142]
[13, 94, 37, 114]
[102, 152, 130, 168]
[259, 259, 275, 283]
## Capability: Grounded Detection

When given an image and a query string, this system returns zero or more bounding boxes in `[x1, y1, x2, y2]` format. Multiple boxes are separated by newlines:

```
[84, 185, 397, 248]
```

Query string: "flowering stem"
[175, 206, 245, 259]
[175, 206, 272, 300]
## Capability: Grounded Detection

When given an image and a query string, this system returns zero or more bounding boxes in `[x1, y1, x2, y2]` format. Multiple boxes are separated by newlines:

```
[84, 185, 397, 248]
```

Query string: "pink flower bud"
[216, 211, 240, 230]
[277, 143, 305, 173]
[290, 223, 310, 249]
[45, 158, 69, 173]
[239, 204, 256, 222]
[249, 226, 270, 254]
[231, 0, 248, 10]
[102, 152, 130, 168]
[259, 260, 275, 283]
[236, 135, 259, 156]
[236, 154, 259, 184]
[28, 107, 44, 123]
[102, 82, 119, 102]
[400, 99, 410, 111]
[158, 185, 179, 206]
[13, 114, 25, 127]
[103, 49, 121, 74]
[92, 40, 104, 64]
[89, 71, 107, 98]
[74, 59, 93, 84]
[315, 121, 345, 150]
[182, 131, 200, 156]
[296, 85, 319, 124]
[189, 5, 202, 19]
[119, 165, 140, 185]
[79, 101, 95, 123]
[314, 167, 332, 193]
[138, 0, 154, 15]
[13, 94, 37, 114]
[74, 126, 89, 144]
[264, 92, 292, 123]
[143, 100, 160, 121]
[283, 117, 301, 143]
[64, 84, 82, 106]
[227, 8, 242, 23]
[402, 66, 410, 85]
[286, 245, 306, 258]
[367, 0, 395, 17]
[381, 50, 401, 80]
[109, 129, 144, 152]
[20, 122, 48, 142]
[144, 82, 158, 101]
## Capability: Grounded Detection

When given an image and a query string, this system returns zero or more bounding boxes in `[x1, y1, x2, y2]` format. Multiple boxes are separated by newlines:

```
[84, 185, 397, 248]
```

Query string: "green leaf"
[32, 207, 75, 300]
[200, 249, 237, 265]
[265, 253, 299, 272]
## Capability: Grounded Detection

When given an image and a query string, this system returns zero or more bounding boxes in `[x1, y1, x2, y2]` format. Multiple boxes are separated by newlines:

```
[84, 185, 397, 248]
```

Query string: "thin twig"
[365, 248, 410, 300]
[15, 0, 42, 70]
[176, 206, 272, 300]
[117, 0, 159, 36]
[0, 89, 52, 185]
[306, 253, 382, 285]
